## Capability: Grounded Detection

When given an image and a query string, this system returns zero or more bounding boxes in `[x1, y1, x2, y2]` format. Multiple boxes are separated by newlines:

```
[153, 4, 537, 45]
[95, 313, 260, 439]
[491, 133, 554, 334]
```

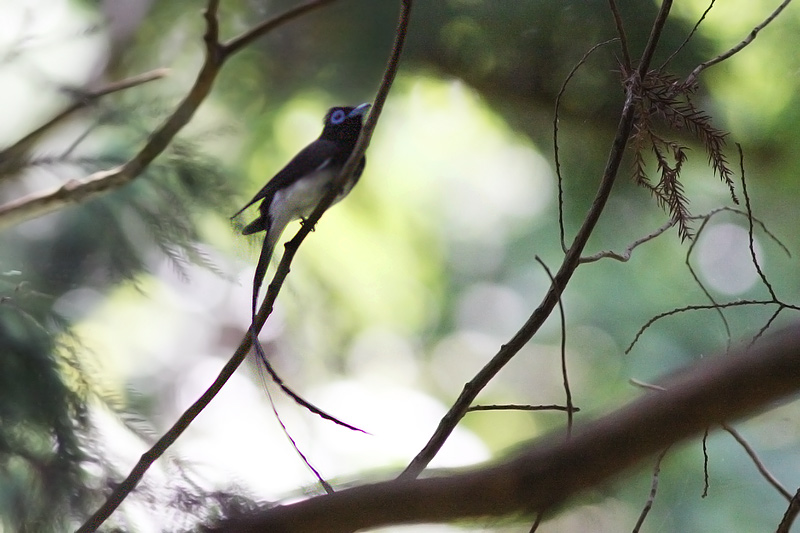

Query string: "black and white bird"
[233, 103, 371, 317]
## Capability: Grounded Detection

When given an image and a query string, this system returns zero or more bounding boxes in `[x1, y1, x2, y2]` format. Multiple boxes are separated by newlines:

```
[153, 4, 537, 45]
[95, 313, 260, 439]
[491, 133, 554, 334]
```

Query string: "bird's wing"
[231, 139, 340, 219]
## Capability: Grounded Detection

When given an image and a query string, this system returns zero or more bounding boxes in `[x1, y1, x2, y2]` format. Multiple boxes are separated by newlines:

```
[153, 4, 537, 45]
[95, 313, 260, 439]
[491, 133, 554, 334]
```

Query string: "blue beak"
[349, 103, 371, 117]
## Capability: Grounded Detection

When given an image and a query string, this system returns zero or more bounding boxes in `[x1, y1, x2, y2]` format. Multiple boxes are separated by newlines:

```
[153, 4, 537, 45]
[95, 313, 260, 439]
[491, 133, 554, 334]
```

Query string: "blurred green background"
[1, 0, 799, 531]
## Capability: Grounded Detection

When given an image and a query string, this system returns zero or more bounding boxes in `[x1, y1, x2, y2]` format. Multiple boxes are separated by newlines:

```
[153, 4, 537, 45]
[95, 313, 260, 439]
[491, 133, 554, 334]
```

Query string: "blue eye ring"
[330, 109, 346, 124]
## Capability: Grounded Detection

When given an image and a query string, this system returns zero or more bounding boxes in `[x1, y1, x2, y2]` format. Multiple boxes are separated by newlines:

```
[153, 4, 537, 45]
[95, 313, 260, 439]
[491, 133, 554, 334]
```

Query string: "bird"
[233, 103, 371, 318]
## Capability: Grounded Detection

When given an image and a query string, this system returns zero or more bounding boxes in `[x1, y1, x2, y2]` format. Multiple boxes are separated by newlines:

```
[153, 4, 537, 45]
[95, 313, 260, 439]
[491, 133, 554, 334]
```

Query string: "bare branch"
[632, 447, 670, 532]
[626, 299, 800, 354]
[536, 256, 573, 436]
[737, 143, 777, 299]
[76, 317, 255, 532]
[586, 186, 789, 269]
[685, 214, 732, 347]
[702, 428, 710, 497]
[777, 488, 800, 533]
[554, 38, 619, 253]
[606, 0, 631, 71]
[722, 423, 792, 500]
[0, 0, 339, 230]
[400, 0, 674, 481]
[467, 404, 579, 413]
[683, 0, 793, 87]
[222, 0, 337, 56]
[749, 307, 784, 349]
[0, 68, 169, 181]
[580, 218, 675, 263]
[208, 324, 800, 532]
[659, 0, 716, 71]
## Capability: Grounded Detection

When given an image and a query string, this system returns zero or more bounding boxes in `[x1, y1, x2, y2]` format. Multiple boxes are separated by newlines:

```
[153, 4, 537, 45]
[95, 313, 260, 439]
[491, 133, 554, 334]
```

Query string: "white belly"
[271, 167, 337, 221]
[265, 167, 354, 248]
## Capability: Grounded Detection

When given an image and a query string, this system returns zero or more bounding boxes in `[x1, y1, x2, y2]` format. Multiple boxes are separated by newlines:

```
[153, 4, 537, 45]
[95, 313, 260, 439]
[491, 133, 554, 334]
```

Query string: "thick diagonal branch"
[209, 324, 800, 533]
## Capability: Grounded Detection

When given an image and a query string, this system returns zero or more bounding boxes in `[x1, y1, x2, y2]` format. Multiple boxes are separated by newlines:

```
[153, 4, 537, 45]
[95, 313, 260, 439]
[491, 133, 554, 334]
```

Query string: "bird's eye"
[330, 110, 346, 124]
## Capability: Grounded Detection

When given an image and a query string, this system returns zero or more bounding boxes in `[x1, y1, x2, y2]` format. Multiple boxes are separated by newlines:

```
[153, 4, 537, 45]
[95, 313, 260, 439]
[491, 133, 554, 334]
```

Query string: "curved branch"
[683, 0, 793, 87]
[76, 1, 413, 531]
[400, 0, 674, 481]
[0, 68, 169, 181]
[777, 488, 800, 533]
[208, 324, 800, 532]
[0, 0, 338, 231]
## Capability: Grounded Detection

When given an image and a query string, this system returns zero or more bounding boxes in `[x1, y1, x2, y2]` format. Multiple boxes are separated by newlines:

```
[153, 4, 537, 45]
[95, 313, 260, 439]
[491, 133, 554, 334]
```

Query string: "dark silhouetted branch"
[400, 0, 675, 481]
[208, 324, 800, 532]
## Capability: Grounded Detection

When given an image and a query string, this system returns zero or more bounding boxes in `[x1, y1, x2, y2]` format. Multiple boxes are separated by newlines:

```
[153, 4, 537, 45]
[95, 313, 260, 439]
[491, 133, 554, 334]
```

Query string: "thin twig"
[701, 428, 710, 497]
[722, 423, 792, 500]
[659, 0, 716, 71]
[776, 487, 800, 533]
[632, 447, 670, 533]
[0, 0, 337, 230]
[685, 215, 732, 348]
[683, 0, 793, 87]
[638, 1, 674, 74]
[536, 256, 573, 436]
[467, 404, 578, 413]
[0, 68, 168, 180]
[222, 0, 337, 55]
[737, 143, 777, 299]
[748, 306, 783, 349]
[701, 207, 790, 257]
[529, 512, 545, 532]
[583, 206, 791, 264]
[554, 38, 619, 253]
[580, 218, 675, 263]
[400, 0, 674, 481]
[626, 299, 800, 354]
[607, 0, 632, 71]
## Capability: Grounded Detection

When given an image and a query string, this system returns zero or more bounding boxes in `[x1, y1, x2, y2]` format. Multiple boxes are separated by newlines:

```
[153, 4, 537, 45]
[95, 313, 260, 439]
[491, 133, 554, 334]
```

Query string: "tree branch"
[683, 0, 792, 87]
[76, 1, 413, 530]
[777, 488, 800, 533]
[400, 0, 674, 481]
[208, 323, 800, 532]
[0, 68, 169, 181]
[0, 0, 338, 231]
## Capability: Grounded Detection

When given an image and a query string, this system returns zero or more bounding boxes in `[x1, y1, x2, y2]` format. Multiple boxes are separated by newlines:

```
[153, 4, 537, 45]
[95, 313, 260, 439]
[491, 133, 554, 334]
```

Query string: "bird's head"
[320, 103, 370, 144]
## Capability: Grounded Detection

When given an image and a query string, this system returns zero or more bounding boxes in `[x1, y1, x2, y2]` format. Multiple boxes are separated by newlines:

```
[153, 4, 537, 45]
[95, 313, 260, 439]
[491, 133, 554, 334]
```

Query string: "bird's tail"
[242, 215, 266, 235]
[251, 233, 275, 319]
